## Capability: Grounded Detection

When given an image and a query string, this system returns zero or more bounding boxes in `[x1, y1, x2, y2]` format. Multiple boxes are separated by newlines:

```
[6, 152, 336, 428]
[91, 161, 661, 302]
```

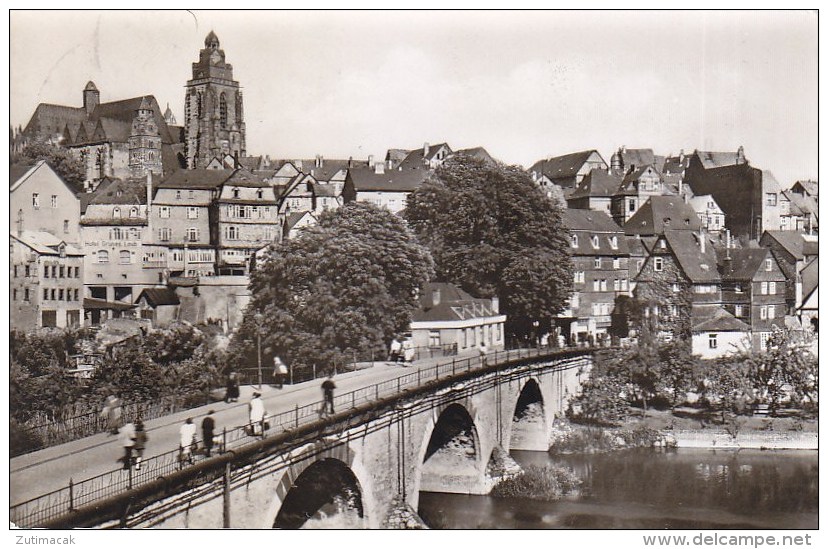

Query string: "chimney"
[795, 274, 803, 309]
[83, 81, 99, 116]
[315, 154, 323, 168]
[736, 145, 745, 165]
[491, 296, 499, 314]
[146, 171, 153, 236]
[368, 154, 374, 168]
[432, 287, 441, 306]
[423, 142, 430, 156]
[348, 156, 353, 169]
[679, 149, 685, 164]
[725, 229, 731, 254]
[374, 162, 385, 174]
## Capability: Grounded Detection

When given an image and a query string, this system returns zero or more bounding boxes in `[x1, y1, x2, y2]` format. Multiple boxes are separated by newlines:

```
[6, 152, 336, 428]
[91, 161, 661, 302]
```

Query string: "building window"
[226, 226, 239, 240]
[571, 234, 578, 248]
[708, 334, 718, 349]
[25, 265, 30, 277]
[176, 190, 182, 200]
[43, 265, 49, 278]
[574, 271, 584, 284]
[612, 257, 621, 269]
[256, 189, 263, 199]
[74, 289, 79, 301]
[671, 282, 680, 293]
[32, 193, 40, 209]
[760, 281, 768, 295]
[113, 207, 121, 219]
[119, 250, 131, 264]
[593, 279, 600, 291]
[159, 206, 170, 218]
[628, 199, 635, 212]
[59, 265, 65, 278]
[51, 195, 57, 208]
[759, 332, 771, 350]
[187, 228, 199, 242]
[613, 279, 621, 291]
[97, 250, 109, 264]
[187, 207, 199, 219]
[59, 289, 64, 301]
[428, 330, 441, 347]
[735, 304, 744, 317]
[75, 266, 80, 278]
[668, 304, 678, 317]
[64, 220, 69, 234]
[765, 258, 773, 271]
[591, 236, 600, 249]
[158, 228, 171, 242]
[766, 193, 777, 206]
[24, 288, 30, 301]
[51, 289, 56, 301]
[654, 257, 663, 272]
[767, 305, 775, 319]
[111, 228, 124, 240]
[768, 281, 776, 294]
[232, 187, 240, 199]
[188, 190, 195, 199]
[44, 288, 49, 301]
[594, 257, 601, 269]
[760, 306, 767, 320]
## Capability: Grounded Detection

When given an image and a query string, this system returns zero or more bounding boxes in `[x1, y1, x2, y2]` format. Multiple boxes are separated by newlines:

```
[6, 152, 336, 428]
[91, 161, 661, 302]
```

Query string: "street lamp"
[254, 312, 264, 391]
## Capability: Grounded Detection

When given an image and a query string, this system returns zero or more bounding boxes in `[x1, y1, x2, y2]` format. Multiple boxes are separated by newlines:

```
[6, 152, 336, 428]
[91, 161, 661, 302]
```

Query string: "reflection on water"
[418, 449, 818, 529]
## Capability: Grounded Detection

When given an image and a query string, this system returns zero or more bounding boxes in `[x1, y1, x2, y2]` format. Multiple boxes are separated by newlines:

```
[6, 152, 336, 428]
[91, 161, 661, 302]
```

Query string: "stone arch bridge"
[43, 349, 592, 529]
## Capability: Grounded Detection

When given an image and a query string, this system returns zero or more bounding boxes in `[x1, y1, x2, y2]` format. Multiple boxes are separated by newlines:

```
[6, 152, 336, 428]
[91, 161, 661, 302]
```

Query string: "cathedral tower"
[184, 31, 246, 169]
[128, 97, 163, 178]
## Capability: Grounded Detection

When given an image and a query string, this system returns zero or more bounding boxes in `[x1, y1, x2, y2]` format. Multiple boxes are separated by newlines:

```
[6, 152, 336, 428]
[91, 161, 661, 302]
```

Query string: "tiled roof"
[285, 211, 316, 230]
[568, 168, 623, 199]
[624, 196, 701, 235]
[801, 257, 818, 299]
[157, 169, 234, 189]
[792, 180, 818, 197]
[619, 148, 655, 170]
[762, 170, 783, 193]
[562, 208, 624, 233]
[397, 143, 452, 171]
[88, 178, 147, 205]
[661, 153, 690, 175]
[83, 297, 136, 311]
[10, 162, 36, 184]
[761, 231, 816, 261]
[348, 165, 431, 192]
[411, 282, 499, 323]
[694, 150, 741, 170]
[691, 305, 750, 332]
[784, 190, 818, 218]
[137, 288, 180, 307]
[223, 169, 270, 187]
[718, 247, 772, 281]
[12, 230, 83, 256]
[313, 183, 338, 197]
[529, 150, 604, 182]
[664, 230, 720, 283]
[688, 194, 722, 213]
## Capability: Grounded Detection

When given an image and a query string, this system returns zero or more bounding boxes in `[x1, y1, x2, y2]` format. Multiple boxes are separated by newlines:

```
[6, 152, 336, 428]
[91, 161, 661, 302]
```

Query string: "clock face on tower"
[210, 50, 221, 64]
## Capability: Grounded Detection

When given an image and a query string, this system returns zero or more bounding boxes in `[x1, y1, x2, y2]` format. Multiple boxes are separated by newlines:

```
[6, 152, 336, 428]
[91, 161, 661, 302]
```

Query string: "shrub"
[491, 464, 580, 501]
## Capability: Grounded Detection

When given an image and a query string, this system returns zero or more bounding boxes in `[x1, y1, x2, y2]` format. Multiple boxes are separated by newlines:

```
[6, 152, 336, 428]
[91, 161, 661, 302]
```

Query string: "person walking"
[388, 338, 402, 363]
[248, 392, 266, 436]
[201, 410, 216, 457]
[102, 394, 123, 435]
[179, 418, 197, 465]
[225, 372, 240, 403]
[133, 420, 148, 470]
[478, 341, 489, 366]
[402, 339, 415, 364]
[118, 421, 136, 470]
[321, 375, 336, 416]
[272, 357, 288, 389]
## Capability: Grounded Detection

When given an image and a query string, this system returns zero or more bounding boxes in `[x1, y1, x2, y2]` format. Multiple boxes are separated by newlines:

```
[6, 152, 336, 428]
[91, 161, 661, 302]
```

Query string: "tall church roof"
[205, 30, 219, 47]
[84, 81, 98, 91]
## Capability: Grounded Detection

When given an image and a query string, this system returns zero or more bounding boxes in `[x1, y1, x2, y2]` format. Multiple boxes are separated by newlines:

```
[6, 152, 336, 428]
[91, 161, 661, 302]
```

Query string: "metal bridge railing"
[10, 345, 592, 528]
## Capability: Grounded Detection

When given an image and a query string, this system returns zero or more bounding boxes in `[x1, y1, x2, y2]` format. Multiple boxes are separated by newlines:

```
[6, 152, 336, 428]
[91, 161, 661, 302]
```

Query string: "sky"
[9, 10, 818, 185]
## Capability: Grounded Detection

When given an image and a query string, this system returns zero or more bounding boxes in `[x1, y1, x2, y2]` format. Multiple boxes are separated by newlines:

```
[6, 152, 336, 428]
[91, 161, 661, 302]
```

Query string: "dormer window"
[571, 234, 578, 248]
[175, 190, 181, 200]
[129, 207, 138, 218]
[659, 239, 667, 249]
[609, 236, 618, 250]
[256, 189, 263, 199]
[591, 236, 600, 249]
[113, 207, 121, 219]
[232, 187, 240, 199]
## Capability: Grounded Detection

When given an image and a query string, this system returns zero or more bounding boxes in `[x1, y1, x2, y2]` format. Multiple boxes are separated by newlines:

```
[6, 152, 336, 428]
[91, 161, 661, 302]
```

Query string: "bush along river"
[418, 427, 818, 529]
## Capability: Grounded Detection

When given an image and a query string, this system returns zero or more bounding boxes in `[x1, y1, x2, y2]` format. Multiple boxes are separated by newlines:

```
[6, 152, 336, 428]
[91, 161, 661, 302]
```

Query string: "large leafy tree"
[405, 155, 573, 341]
[14, 142, 86, 192]
[237, 202, 434, 372]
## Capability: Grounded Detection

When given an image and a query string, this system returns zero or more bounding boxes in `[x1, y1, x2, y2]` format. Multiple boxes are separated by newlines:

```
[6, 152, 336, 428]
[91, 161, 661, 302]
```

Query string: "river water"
[418, 448, 818, 529]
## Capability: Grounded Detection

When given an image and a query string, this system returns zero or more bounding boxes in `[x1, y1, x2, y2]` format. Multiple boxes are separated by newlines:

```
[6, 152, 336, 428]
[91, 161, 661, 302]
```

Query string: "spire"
[84, 80, 98, 91]
[205, 30, 220, 50]
[138, 96, 153, 111]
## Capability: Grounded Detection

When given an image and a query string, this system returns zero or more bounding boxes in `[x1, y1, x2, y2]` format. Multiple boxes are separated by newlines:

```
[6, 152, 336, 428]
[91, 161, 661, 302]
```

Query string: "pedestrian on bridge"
[225, 372, 240, 403]
[249, 392, 267, 436]
[118, 422, 136, 470]
[321, 375, 336, 415]
[273, 357, 288, 389]
[388, 337, 402, 363]
[133, 419, 147, 470]
[478, 341, 489, 366]
[179, 418, 197, 465]
[102, 394, 123, 435]
[201, 410, 216, 457]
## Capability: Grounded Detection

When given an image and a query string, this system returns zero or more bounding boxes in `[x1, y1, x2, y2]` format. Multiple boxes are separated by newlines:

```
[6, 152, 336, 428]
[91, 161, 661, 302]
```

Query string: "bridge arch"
[267, 442, 371, 529]
[507, 376, 550, 451]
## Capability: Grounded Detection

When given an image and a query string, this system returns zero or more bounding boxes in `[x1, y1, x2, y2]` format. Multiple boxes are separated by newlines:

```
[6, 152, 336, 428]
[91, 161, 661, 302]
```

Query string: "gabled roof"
[397, 143, 452, 171]
[568, 168, 623, 199]
[285, 211, 317, 231]
[761, 231, 816, 261]
[693, 150, 741, 170]
[347, 164, 431, 192]
[11, 230, 83, 256]
[455, 147, 496, 165]
[626, 236, 650, 257]
[223, 169, 270, 187]
[792, 180, 818, 197]
[801, 257, 818, 299]
[157, 169, 234, 189]
[688, 194, 723, 213]
[411, 282, 500, 323]
[718, 247, 773, 281]
[9, 160, 78, 197]
[664, 230, 720, 283]
[10, 162, 36, 184]
[783, 190, 818, 218]
[616, 165, 661, 195]
[137, 288, 180, 307]
[691, 305, 750, 332]
[762, 170, 783, 194]
[87, 178, 147, 205]
[562, 208, 624, 233]
[661, 153, 690, 175]
[529, 150, 605, 182]
[624, 196, 701, 235]
[619, 148, 656, 170]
